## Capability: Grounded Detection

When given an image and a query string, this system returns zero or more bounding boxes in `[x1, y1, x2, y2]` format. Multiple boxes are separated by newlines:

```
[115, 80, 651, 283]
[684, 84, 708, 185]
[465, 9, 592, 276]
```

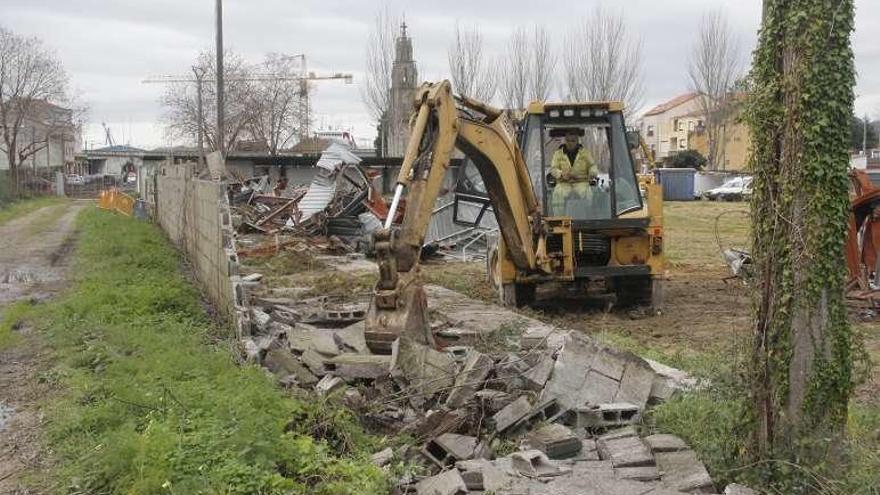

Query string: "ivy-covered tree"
[745, 0, 861, 489]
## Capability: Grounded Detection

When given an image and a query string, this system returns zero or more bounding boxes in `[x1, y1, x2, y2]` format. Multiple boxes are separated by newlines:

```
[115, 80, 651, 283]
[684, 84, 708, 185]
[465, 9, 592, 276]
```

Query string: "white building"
[638, 93, 702, 160]
[0, 100, 80, 171]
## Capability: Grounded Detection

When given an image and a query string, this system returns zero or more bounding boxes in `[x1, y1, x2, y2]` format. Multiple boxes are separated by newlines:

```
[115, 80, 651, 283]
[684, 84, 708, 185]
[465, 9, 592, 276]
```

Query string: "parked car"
[703, 176, 753, 201]
[65, 174, 85, 185]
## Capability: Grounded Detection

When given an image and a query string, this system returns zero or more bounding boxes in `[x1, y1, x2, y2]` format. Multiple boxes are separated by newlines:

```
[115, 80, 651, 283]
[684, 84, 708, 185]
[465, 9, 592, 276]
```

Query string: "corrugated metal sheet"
[298, 144, 363, 220]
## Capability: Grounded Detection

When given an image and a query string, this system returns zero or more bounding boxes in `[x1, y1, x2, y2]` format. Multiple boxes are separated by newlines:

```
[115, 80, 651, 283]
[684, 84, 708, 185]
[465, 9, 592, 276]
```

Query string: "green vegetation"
[0, 195, 65, 225]
[0, 300, 31, 349]
[35, 209, 387, 494]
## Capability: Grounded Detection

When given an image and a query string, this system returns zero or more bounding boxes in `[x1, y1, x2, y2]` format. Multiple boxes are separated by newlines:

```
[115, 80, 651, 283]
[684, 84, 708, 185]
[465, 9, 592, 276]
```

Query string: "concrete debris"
[392, 340, 457, 405]
[492, 395, 532, 433]
[644, 434, 689, 453]
[371, 447, 394, 467]
[301, 348, 330, 376]
[326, 354, 391, 380]
[597, 435, 655, 468]
[474, 389, 514, 413]
[455, 458, 511, 491]
[542, 333, 657, 412]
[526, 423, 581, 459]
[522, 352, 555, 391]
[242, 272, 264, 282]
[510, 450, 572, 478]
[655, 450, 715, 493]
[263, 348, 318, 387]
[615, 465, 662, 482]
[445, 350, 493, 408]
[724, 483, 758, 495]
[569, 402, 641, 429]
[314, 374, 345, 396]
[422, 433, 488, 467]
[415, 468, 468, 495]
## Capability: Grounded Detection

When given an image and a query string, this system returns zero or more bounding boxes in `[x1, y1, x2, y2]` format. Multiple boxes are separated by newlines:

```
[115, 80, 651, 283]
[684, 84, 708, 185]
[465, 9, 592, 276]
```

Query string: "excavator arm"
[365, 80, 546, 353]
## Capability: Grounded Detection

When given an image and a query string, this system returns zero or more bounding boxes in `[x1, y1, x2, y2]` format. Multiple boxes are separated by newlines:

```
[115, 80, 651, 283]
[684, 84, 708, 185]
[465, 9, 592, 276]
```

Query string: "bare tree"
[0, 26, 71, 192]
[688, 9, 743, 170]
[500, 27, 530, 110]
[248, 53, 302, 155]
[161, 50, 254, 153]
[529, 26, 556, 103]
[361, 7, 398, 122]
[562, 8, 644, 115]
[447, 23, 497, 102]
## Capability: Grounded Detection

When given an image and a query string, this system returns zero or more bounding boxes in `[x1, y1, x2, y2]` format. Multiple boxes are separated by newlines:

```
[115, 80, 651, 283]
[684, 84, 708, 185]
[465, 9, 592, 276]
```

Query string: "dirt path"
[0, 202, 84, 494]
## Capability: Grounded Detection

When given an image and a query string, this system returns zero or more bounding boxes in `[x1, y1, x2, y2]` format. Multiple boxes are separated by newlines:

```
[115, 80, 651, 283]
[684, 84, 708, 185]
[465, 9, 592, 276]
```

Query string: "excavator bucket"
[364, 273, 434, 354]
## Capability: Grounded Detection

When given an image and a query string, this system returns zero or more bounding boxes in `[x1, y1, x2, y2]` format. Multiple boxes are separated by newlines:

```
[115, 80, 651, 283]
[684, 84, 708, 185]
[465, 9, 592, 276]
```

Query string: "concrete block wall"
[155, 163, 248, 336]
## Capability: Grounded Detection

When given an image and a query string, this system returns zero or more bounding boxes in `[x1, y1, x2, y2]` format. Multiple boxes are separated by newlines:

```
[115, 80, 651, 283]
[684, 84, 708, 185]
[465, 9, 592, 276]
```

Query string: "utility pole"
[864, 113, 868, 155]
[215, 0, 224, 158]
[192, 66, 206, 168]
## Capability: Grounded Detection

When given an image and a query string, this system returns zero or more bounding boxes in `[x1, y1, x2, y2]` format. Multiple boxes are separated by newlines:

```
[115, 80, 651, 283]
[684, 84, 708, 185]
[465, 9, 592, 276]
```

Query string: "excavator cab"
[485, 101, 664, 308]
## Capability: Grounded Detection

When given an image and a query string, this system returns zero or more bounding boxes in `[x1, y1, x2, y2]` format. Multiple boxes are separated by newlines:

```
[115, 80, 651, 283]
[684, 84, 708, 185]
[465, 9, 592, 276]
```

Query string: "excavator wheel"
[611, 275, 663, 311]
[488, 244, 535, 307]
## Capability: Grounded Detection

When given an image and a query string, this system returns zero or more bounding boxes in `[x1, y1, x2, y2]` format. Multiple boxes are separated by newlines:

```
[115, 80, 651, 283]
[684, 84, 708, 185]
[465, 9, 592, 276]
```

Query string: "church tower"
[387, 21, 418, 157]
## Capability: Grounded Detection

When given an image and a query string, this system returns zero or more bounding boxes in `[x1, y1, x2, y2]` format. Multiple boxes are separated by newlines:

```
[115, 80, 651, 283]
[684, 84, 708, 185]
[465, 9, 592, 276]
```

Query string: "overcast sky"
[1, 0, 878, 149]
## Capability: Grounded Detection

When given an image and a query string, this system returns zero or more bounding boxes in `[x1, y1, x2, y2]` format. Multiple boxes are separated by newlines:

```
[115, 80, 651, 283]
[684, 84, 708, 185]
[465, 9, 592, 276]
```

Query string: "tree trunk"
[747, 0, 857, 489]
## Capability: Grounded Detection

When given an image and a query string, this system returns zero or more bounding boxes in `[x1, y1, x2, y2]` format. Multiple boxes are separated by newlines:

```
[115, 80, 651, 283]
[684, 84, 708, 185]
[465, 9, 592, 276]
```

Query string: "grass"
[663, 200, 750, 268]
[30, 209, 388, 494]
[0, 195, 66, 226]
[0, 300, 31, 350]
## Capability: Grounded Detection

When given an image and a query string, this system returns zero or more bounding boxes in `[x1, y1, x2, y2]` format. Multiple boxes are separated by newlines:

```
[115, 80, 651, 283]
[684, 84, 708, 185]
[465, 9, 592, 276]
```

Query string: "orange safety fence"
[97, 188, 135, 217]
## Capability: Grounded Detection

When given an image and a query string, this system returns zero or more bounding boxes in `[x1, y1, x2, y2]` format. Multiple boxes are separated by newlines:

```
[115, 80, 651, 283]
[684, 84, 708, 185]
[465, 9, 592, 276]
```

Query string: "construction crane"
[143, 56, 353, 159]
[102, 122, 116, 147]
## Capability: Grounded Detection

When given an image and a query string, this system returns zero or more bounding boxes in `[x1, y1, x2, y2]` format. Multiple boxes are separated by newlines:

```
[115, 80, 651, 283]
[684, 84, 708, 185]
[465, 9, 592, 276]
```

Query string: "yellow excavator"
[365, 80, 664, 353]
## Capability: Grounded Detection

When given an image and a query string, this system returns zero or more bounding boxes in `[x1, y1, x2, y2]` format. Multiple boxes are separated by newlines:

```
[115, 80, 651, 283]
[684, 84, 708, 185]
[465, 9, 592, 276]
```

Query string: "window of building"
[647, 125, 655, 137]
[679, 140, 686, 149]
[673, 119, 679, 131]
[688, 121, 695, 131]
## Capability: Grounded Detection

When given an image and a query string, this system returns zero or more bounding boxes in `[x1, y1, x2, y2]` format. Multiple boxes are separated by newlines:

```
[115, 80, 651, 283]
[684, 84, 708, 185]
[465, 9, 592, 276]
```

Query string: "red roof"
[643, 93, 700, 117]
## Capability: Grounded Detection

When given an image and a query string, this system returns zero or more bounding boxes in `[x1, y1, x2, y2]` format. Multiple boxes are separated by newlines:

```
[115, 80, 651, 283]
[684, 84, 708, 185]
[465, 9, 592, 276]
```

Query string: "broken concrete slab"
[405, 409, 469, 441]
[315, 374, 345, 396]
[445, 350, 493, 408]
[455, 458, 511, 491]
[474, 389, 514, 413]
[570, 402, 641, 429]
[616, 465, 662, 482]
[598, 435, 655, 468]
[522, 352, 555, 391]
[599, 425, 639, 441]
[251, 307, 272, 331]
[570, 439, 601, 461]
[616, 360, 657, 407]
[333, 321, 369, 354]
[510, 450, 572, 478]
[392, 339, 457, 403]
[644, 434, 689, 453]
[263, 348, 318, 386]
[300, 348, 330, 376]
[421, 433, 487, 468]
[542, 333, 659, 413]
[492, 395, 531, 433]
[655, 450, 715, 493]
[645, 358, 699, 404]
[526, 423, 582, 459]
[371, 447, 394, 467]
[414, 468, 468, 495]
[520, 325, 567, 351]
[325, 354, 391, 380]
[723, 483, 758, 495]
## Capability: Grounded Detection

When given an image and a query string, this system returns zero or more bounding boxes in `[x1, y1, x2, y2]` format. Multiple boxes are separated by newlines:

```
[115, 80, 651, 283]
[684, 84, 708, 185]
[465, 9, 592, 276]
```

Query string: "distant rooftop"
[643, 93, 700, 117]
[90, 145, 147, 154]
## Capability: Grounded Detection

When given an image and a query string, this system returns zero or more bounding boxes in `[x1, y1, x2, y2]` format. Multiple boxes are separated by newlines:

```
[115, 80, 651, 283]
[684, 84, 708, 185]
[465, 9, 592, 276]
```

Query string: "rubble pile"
[238, 267, 750, 495]
[229, 144, 389, 249]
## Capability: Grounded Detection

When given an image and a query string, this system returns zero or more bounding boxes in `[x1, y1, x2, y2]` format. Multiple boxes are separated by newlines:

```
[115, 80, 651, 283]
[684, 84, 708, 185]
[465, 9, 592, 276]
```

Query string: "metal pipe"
[215, 0, 224, 158]
[395, 103, 430, 187]
[384, 184, 404, 229]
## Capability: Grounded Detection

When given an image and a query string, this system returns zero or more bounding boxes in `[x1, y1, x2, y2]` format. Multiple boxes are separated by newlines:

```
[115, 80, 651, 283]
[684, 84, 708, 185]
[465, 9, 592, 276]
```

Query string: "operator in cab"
[548, 128, 598, 214]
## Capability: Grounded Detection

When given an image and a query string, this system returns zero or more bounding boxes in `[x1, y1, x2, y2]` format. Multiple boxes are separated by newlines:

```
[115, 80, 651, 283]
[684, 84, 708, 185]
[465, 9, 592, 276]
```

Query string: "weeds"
[0, 300, 32, 349]
[36, 209, 388, 494]
[0, 196, 66, 225]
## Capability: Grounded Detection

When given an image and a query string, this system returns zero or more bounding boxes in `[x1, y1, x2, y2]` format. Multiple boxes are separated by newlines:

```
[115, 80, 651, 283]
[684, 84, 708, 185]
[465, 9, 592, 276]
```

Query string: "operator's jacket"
[548, 144, 598, 213]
